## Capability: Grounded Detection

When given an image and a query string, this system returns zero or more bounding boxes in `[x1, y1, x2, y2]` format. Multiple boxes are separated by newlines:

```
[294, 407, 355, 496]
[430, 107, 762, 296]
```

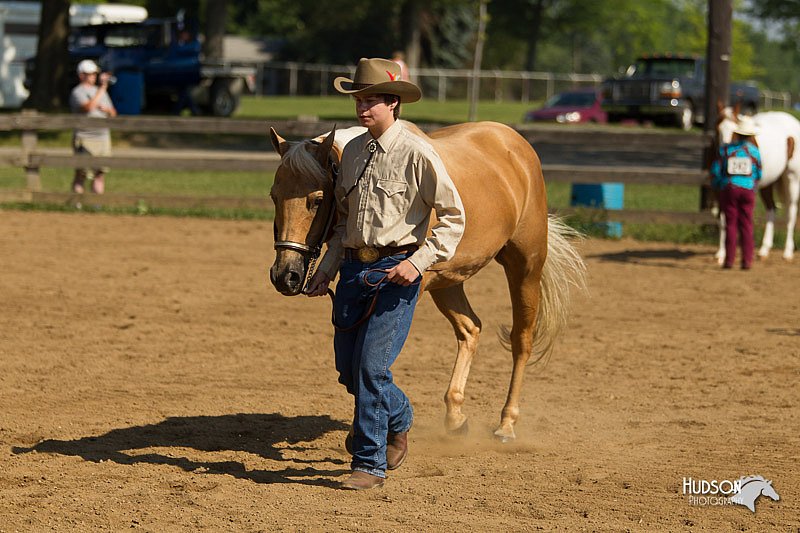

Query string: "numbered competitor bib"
[727, 156, 753, 176]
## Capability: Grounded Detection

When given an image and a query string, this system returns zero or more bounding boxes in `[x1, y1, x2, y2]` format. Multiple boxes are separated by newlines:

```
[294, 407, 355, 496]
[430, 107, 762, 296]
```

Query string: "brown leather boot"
[344, 427, 353, 455]
[386, 431, 408, 470]
[340, 471, 385, 490]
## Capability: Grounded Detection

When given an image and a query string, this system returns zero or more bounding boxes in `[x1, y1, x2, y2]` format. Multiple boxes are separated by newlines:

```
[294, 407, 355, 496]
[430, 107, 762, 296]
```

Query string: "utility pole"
[468, 0, 487, 122]
[701, 0, 732, 209]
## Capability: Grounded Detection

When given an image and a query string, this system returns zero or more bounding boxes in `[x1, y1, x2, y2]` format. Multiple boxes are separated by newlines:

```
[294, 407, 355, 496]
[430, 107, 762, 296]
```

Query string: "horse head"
[716, 101, 741, 146]
[268, 127, 338, 296]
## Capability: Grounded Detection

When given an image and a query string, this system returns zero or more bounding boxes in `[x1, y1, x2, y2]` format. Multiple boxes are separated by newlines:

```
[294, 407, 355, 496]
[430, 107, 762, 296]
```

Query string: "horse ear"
[716, 100, 724, 115]
[317, 125, 337, 168]
[270, 127, 289, 156]
[733, 101, 742, 117]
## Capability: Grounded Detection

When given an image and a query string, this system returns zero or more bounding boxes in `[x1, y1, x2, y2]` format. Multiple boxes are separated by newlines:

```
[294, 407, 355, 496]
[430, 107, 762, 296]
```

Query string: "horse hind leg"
[758, 184, 777, 259]
[429, 283, 481, 435]
[493, 250, 544, 442]
[783, 175, 799, 260]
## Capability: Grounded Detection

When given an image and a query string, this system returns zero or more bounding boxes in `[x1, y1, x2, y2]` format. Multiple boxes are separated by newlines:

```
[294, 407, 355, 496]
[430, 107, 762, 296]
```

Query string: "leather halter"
[273, 138, 376, 262]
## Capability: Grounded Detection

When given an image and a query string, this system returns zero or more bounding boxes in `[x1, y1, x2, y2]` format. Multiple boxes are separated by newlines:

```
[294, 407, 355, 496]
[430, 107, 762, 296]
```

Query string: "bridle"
[272, 140, 340, 291]
[273, 138, 377, 292]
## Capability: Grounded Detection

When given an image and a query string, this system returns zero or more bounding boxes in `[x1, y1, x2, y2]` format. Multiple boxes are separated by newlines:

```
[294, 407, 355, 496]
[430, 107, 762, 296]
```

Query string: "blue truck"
[28, 15, 254, 116]
[601, 54, 759, 130]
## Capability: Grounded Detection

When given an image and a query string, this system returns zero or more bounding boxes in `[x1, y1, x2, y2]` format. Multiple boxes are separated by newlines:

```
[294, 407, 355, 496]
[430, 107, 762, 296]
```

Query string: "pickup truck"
[27, 15, 254, 116]
[601, 54, 759, 130]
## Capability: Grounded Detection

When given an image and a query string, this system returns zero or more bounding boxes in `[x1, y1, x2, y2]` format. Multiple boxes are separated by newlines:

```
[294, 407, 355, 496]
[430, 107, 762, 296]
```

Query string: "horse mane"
[283, 141, 327, 185]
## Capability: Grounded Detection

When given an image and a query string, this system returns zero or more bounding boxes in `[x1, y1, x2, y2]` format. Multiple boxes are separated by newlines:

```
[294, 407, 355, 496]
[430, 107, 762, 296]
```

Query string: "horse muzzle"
[269, 259, 307, 296]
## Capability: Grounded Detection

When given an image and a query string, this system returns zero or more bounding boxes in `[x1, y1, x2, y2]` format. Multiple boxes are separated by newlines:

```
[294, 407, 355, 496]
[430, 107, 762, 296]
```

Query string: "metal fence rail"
[252, 61, 604, 102]
[245, 61, 791, 109]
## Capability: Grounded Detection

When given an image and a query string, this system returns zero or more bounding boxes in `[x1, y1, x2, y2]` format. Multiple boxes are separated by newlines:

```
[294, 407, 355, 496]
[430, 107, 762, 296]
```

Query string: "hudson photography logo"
[682, 475, 780, 513]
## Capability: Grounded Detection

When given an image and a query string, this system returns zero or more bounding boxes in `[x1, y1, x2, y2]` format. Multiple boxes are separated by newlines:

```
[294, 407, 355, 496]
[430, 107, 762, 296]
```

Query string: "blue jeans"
[333, 253, 419, 478]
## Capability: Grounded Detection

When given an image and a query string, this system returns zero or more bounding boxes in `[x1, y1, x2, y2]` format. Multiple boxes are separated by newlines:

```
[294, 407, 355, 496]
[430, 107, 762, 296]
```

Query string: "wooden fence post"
[20, 110, 41, 191]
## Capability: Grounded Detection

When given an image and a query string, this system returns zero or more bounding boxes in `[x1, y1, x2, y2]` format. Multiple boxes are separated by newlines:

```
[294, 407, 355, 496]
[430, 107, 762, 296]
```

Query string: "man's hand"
[305, 270, 331, 297]
[385, 259, 420, 286]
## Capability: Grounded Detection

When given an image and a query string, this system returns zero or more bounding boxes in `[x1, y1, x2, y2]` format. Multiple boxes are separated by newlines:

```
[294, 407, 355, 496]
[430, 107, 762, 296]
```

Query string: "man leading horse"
[305, 57, 465, 490]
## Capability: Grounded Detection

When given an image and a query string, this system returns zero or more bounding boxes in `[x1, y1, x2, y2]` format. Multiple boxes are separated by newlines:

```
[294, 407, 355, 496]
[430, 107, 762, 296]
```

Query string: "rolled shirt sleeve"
[407, 151, 464, 274]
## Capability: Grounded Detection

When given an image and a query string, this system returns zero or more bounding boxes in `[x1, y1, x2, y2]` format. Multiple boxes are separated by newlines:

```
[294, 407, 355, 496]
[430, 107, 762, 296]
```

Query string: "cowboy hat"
[333, 58, 421, 103]
[733, 115, 758, 137]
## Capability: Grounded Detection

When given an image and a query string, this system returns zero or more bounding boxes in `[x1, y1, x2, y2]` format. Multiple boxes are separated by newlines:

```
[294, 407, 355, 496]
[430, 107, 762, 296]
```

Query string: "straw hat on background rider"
[733, 115, 758, 139]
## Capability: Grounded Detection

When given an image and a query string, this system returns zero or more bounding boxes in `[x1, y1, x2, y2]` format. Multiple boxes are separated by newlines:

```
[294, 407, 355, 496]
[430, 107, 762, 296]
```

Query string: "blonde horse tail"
[499, 215, 587, 365]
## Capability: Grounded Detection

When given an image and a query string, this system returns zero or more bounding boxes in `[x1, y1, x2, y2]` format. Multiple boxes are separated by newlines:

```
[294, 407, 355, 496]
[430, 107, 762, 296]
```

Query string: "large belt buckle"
[357, 247, 380, 262]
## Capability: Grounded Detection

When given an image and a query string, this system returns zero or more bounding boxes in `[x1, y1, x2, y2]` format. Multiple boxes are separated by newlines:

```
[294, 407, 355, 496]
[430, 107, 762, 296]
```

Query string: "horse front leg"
[716, 212, 727, 265]
[782, 178, 799, 260]
[494, 265, 541, 442]
[429, 284, 481, 435]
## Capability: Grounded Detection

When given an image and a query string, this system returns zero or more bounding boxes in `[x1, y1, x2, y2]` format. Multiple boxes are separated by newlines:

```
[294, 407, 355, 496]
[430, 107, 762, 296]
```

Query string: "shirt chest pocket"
[373, 177, 409, 215]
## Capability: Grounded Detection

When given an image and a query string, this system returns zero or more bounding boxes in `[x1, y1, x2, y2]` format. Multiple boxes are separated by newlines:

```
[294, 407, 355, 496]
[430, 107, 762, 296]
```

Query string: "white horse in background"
[715, 105, 800, 262]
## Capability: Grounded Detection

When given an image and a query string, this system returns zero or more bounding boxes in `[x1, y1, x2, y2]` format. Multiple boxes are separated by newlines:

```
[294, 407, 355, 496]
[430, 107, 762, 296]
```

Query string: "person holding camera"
[69, 59, 117, 195]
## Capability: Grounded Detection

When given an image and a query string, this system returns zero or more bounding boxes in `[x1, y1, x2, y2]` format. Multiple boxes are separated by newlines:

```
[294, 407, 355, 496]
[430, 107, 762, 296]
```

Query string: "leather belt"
[344, 245, 418, 263]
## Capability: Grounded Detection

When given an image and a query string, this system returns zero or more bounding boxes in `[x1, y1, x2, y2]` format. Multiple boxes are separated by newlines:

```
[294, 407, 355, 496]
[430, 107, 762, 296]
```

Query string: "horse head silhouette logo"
[730, 476, 780, 513]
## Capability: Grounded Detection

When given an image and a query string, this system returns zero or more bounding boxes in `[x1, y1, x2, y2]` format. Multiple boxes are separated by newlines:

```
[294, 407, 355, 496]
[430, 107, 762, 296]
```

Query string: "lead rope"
[329, 269, 421, 333]
[302, 139, 377, 295]
[300, 139, 392, 331]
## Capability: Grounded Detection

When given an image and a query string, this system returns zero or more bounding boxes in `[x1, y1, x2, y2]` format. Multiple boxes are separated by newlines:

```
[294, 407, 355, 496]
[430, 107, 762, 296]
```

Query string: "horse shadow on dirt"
[585, 248, 705, 268]
[12, 413, 349, 488]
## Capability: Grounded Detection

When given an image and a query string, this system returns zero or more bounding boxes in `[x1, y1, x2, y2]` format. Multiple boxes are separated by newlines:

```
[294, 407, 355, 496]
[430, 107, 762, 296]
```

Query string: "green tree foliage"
[483, 0, 760, 84]
[746, 0, 800, 94]
[749, 0, 800, 18]
[73, 0, 800, 95]
[226, 0, 476, 67]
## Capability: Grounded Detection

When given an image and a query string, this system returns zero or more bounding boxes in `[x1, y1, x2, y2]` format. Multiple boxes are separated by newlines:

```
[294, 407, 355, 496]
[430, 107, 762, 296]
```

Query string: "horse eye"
[309, 196, 323, 209]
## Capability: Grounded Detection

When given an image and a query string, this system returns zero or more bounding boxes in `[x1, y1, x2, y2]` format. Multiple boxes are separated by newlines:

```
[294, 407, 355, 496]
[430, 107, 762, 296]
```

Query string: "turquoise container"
[570, 183, 624, 237]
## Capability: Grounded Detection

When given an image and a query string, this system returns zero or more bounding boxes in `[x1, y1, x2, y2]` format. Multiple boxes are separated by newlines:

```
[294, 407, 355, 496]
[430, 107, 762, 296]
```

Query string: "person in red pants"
[710, 115, 762, 269]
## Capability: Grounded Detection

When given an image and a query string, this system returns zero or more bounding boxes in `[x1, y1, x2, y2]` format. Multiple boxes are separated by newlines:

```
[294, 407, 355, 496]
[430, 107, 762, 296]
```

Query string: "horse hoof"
[492, 428, 516, 443]
[446, 420, 469, 437]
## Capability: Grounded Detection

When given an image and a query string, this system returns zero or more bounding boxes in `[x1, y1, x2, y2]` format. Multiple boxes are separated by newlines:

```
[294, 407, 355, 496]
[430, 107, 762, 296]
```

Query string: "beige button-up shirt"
[318, 120, 465, 278]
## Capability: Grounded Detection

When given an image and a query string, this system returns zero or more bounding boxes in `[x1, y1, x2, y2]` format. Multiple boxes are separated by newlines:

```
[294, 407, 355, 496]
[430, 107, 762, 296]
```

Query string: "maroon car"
[524, 88, 607, 124]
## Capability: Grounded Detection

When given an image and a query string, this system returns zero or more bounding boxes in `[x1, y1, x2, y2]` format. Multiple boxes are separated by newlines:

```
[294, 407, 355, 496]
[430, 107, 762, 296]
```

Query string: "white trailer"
[0, 1, 147, 107]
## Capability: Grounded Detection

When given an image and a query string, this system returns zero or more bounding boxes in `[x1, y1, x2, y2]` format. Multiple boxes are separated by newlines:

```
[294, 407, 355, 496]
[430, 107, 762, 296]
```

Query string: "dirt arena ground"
[1, 210, 797, 531]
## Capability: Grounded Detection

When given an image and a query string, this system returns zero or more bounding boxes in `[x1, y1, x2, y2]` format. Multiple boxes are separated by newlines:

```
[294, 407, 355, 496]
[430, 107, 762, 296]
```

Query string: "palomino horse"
[714, 105, 800, 262]
[268, 120, 586, 441]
